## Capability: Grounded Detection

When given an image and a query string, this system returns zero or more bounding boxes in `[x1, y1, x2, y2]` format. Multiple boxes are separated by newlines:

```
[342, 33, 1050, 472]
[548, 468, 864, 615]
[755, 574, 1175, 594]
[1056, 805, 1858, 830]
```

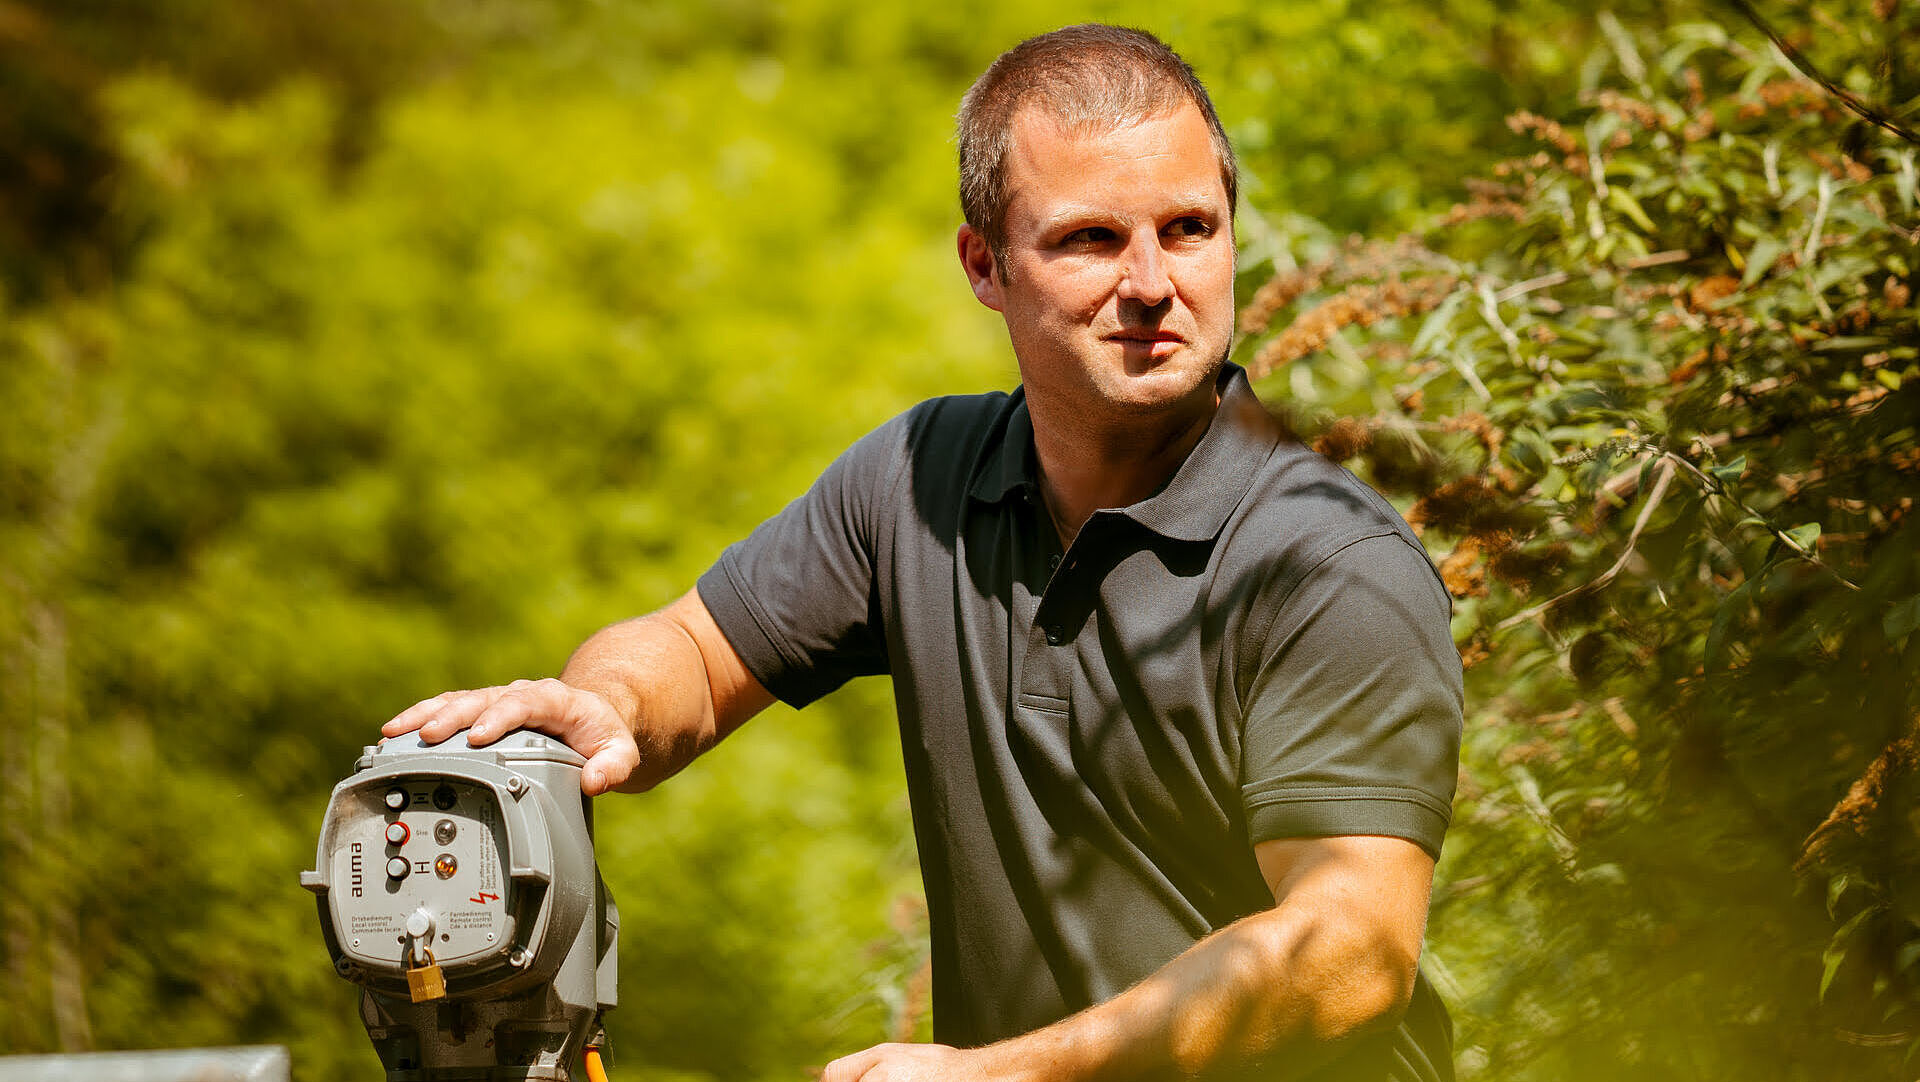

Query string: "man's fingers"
[581, 741, 641, 797]
[821, 1046, 887, 1082]
[381, 680, 638, 796]
[466, 679, 583, 743]
[382, 690, 463, 737]
[416, 687, 511, 743]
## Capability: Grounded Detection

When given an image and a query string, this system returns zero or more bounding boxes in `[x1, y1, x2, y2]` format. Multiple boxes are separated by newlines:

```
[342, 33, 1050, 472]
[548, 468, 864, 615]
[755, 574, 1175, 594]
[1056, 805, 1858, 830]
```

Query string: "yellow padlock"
[406, 947, 447, 1003]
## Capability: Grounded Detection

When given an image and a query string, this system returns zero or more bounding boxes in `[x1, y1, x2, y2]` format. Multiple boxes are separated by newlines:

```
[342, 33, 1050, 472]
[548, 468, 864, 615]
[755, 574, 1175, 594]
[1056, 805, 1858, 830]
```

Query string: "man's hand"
[379, 590, 775, 797]
[822, 1043, 1009, 1082]
[382, 678, 641, 796]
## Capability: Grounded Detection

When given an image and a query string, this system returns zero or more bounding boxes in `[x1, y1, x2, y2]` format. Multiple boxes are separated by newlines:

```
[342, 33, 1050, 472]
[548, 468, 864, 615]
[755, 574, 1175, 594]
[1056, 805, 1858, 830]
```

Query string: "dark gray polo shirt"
[698, 364, 1462, 1081]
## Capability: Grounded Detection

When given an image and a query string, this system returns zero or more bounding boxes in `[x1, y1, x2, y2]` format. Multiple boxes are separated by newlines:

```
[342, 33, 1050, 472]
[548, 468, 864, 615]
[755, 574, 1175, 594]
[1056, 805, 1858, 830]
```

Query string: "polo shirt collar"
[967, 364, 1281, 543]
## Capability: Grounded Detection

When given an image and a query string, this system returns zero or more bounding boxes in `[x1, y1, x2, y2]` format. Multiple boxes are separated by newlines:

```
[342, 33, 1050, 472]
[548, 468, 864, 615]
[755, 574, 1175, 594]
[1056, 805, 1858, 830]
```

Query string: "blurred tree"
[0, 0, 450, 300]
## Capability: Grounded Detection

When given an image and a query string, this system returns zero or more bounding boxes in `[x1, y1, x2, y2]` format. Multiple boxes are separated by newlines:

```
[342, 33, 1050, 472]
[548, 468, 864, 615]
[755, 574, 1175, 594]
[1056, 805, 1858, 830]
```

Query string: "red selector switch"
[385, 822, 410, 846]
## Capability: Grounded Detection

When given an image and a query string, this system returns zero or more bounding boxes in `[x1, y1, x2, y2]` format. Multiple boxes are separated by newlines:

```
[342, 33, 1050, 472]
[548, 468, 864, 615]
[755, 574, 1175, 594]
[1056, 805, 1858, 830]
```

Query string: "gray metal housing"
[302, 731, 617, 1080]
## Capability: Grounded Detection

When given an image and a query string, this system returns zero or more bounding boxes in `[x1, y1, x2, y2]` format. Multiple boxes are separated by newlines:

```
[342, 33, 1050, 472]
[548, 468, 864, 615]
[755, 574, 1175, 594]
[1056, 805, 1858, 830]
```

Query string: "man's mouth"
[1108, 329, 1184, 343]
[1107, 330, 1186, 358]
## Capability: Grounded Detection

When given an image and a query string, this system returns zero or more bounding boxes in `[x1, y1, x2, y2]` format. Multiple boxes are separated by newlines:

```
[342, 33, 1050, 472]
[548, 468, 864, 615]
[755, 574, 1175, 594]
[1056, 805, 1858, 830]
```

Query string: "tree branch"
[1723, 0, 1920, 146]
[1496, 457, 1677, 631]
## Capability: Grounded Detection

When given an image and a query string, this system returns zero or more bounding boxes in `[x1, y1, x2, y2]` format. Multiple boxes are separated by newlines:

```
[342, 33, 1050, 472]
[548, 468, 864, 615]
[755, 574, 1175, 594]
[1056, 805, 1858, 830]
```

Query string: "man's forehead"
[1006, 101, 1195, 150]
[999, 102, 1227, 214]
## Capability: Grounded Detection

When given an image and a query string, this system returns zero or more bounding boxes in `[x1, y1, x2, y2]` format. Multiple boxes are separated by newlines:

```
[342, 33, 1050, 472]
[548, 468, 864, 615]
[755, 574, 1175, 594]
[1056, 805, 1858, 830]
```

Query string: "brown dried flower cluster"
[1488, 542, 1570, 594]
[1686, 275, 1741, 312]
[1441, 411, 1505, 459]
[1808, 150, 1874, 184]
[1593, 90, 1664, 130]
[1239, 266, 1326, 336]
[1248, 276, 1458, 377]
[1837, 299, 1877, 334]
[1312, 417, 1375, 463]
[1440, 198, 1526, 227]
[1439, 536, 1490, 598]
[1681, 109, 1716, 143]
[1667, 343, 1730, 386]
[1458, 635, 1492, 670]
[1507, 110, 1594, 176]
[1796, 717, 1920, 875]
[1238, 236, 1446, 336]
[1498, 739, 1562, 766]
[1508, 110, 1577, 153]
[1739, 80, 1843, 122]
[1490, 150, 1558, 187]
[1406, 475, 1508, 536]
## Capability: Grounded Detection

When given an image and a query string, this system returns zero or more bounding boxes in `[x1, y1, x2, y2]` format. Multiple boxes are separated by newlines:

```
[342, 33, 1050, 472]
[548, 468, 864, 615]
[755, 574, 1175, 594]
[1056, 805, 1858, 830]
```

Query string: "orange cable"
[584, 1046, 611, 1082]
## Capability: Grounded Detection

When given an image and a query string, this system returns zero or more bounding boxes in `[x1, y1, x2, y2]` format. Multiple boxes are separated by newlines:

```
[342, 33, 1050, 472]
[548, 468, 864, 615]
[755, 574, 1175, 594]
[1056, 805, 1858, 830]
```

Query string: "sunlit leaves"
[1238, 9, 1920, 1077]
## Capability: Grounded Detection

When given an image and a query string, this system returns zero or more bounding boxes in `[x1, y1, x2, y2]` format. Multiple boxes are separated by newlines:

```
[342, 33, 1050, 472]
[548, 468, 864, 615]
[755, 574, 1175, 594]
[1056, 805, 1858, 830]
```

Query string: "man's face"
[959, 102, 1235, 421]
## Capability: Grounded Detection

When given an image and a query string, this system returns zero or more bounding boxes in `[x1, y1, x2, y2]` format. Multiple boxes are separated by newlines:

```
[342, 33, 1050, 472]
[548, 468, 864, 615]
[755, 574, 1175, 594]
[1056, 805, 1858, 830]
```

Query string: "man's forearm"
[558, 615, 714, 792]
[558, 589, 773, 793]
[984, 908, 1413, 1082]
[955, 837, 1432, 1082]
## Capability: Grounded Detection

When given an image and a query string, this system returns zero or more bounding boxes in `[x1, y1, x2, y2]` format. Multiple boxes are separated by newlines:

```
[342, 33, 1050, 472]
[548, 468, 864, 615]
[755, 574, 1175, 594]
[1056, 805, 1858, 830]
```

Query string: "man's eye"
[1064, 227, 1117, 244]
[1166, 217, 1212, 238]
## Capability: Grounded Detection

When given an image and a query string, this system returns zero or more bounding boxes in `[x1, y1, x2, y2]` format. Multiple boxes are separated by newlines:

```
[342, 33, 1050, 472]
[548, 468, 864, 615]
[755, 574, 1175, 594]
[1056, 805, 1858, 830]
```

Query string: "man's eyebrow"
[1036, 196, 1226, 233]
[1037, 205, 1123, 232]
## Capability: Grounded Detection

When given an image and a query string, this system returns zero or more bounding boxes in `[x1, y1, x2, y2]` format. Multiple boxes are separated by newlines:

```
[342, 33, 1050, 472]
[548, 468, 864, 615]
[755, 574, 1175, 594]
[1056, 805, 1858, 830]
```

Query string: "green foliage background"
[3, 1, 1916, 1079]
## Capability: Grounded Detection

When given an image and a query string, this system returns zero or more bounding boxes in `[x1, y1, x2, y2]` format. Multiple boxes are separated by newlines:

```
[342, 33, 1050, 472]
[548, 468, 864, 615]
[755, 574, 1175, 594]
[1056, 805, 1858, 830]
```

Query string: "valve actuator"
[302, 730, 617, 1080]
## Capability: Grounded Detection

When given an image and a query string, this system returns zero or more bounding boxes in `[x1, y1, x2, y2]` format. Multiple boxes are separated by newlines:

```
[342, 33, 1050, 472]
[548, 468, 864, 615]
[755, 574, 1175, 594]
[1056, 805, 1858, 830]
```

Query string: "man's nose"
[1116, 232, 1173, 307]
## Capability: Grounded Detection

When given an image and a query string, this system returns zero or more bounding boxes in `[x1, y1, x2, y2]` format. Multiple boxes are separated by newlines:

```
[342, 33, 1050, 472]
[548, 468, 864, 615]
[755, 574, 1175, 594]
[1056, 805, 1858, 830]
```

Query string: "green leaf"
[1607, 185, 1656, 233]
[1822, 907, 1879, 1001]
[1409, 289, 1468, 358]
[1877, 368, 1902, 391]
[1785, 522, 1822, 553]
[1811, 335, 1889, 352]
[1828, 873, 1853, 917]
[1884, 595, 1920, 642]
[1707, 579, 1753, 670]
[1821, 950, 1846, 1002]
[1740, 236, 1785, 288]
[1709, 455, 1746, 487]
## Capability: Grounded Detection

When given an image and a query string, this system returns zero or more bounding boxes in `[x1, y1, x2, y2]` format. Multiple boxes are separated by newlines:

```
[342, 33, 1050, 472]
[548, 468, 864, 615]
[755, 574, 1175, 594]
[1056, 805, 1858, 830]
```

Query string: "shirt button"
[1047, 554, 1061, 572]
[1045, 625, 1065, 645]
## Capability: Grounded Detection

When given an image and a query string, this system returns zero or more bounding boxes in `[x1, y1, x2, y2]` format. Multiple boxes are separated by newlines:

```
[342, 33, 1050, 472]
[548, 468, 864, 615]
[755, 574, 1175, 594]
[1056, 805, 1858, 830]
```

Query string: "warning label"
[477, 802, 499, 894]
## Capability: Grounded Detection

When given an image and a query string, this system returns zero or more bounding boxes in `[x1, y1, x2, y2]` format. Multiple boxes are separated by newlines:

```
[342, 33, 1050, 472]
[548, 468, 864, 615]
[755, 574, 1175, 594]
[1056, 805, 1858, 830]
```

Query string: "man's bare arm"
[823, 834, 1434, 1082]
[381, 588, 775, 795]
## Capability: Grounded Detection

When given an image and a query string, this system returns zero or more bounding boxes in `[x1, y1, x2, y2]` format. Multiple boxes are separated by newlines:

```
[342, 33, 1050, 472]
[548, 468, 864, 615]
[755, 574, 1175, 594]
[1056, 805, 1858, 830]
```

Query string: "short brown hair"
[957, 24, 1238, 276]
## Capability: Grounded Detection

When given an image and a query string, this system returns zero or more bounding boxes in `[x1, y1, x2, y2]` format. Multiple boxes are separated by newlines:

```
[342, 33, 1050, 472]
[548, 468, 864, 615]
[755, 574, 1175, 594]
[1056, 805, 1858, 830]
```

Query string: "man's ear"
[956, 224, 1005, 312]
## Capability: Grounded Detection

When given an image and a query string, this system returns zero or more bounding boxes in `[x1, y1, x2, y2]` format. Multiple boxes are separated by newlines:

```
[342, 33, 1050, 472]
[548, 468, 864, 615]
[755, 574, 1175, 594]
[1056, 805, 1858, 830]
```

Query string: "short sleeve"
[696, 416, 906, 708]
[1240, 533, 1463, 858]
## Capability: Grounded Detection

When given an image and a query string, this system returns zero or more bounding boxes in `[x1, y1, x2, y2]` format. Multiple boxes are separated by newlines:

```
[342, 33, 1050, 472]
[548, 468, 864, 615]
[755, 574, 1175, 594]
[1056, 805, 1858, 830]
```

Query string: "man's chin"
[1102, 351, 1225, 409]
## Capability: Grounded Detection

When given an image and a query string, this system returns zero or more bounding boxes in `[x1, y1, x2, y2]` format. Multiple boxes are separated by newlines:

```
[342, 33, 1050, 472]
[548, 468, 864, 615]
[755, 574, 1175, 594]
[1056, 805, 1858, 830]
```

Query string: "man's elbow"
[1293, 919, 1422, 1046]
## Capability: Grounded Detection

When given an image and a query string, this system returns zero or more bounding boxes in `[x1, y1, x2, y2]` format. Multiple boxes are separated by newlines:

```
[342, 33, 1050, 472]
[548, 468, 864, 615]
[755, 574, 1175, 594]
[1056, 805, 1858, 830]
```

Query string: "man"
[385, 24, 1461, 1082]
